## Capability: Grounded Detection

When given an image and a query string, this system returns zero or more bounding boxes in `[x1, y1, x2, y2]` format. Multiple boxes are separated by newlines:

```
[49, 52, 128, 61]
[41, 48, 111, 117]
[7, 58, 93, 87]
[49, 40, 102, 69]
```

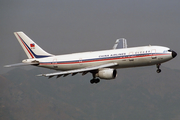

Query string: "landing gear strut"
[156, 64, 161, 73]
[90, 71, 100, 84]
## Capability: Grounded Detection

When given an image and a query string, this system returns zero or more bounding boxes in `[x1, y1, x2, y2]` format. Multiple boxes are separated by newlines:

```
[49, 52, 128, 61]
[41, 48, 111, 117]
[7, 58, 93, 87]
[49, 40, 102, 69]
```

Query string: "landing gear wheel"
[90, 78, 100, 84]
[156, 69, 161, 73]
[90, 79, 94, 84]
[94, 78, 100, 84]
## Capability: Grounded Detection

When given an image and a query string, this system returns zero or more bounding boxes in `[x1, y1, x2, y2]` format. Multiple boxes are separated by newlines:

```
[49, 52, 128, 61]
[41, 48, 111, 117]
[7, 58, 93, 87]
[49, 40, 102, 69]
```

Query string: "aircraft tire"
[90, 78, 100, 84]
[156, 69, 161, 73]
[90, 79, 94, 84]
[95, 78, 100, 83]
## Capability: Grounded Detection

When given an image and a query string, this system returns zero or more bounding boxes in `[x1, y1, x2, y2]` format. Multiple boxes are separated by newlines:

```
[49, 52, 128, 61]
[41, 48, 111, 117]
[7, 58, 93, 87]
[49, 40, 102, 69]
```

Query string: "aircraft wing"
[37, 62, 118, 79]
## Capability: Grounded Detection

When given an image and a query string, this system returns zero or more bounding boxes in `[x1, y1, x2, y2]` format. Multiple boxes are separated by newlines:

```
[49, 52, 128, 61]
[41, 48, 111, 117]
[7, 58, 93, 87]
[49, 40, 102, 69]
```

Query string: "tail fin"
[113, 38, 127, 49]
[14, 31, 53, 59]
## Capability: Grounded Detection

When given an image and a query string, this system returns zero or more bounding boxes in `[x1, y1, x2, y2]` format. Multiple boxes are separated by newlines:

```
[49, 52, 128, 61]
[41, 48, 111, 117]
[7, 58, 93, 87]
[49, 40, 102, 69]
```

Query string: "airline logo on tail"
[30, 43, 35, 49]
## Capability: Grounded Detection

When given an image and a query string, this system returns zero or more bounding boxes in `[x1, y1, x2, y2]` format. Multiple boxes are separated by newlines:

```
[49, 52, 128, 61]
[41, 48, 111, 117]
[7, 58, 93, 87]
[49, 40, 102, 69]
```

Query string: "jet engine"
[96, 68, 117, 80]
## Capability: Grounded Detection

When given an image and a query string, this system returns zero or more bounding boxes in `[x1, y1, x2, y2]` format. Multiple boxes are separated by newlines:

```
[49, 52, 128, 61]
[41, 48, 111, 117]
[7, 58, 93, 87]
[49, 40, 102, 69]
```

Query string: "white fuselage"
[29, 45, 173, 71]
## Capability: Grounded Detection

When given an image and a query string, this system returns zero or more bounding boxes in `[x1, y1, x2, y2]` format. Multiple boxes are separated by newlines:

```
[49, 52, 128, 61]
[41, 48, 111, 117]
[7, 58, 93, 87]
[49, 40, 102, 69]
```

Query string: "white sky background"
[1, 0, 179, 73]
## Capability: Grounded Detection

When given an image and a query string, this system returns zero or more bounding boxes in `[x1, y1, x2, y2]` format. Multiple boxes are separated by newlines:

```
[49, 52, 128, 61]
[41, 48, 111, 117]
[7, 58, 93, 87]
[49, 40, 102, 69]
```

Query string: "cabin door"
[79, 58, 83, 66]
[52, 58, 58, 68]
[151, 49, 157, 59]
[129, 52, 134, 61]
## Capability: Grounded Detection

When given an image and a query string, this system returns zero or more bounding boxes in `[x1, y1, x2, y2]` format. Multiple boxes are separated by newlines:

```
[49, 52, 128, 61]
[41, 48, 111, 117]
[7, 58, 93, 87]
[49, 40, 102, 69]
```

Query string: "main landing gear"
[156, 64, 161, 73]
[90, 71, 100, 84]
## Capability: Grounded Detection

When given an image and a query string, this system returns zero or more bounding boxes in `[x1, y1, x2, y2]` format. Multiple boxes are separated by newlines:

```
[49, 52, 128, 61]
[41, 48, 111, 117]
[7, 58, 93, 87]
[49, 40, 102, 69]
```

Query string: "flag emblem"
[30, 43, 35, 49]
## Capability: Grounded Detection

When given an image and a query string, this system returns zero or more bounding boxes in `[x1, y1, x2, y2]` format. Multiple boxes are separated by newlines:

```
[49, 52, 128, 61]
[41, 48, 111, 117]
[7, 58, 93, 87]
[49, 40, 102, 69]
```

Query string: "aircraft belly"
[57, 64, 86, 70]
[57, 61, 113, 71]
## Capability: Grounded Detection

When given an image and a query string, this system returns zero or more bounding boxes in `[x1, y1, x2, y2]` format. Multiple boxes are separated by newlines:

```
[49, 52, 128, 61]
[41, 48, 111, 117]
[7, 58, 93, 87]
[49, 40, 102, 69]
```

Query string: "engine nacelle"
[96, 68, 117, 80]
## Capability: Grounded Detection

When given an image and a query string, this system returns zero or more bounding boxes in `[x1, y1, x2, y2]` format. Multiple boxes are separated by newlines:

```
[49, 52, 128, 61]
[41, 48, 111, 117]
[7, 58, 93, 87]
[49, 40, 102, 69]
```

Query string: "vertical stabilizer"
[113, 38, 127, 49]
[14, 31, 53, 59]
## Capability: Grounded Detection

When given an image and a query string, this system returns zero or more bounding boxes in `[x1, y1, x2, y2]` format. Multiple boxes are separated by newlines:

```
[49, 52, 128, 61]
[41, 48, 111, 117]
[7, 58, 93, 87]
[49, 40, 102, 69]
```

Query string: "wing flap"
[37, 63, 118, 78]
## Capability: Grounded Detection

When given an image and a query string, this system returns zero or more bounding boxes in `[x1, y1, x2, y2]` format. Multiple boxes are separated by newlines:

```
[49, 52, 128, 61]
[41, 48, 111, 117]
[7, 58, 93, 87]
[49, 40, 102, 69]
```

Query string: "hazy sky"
[1, 0, 180, 73]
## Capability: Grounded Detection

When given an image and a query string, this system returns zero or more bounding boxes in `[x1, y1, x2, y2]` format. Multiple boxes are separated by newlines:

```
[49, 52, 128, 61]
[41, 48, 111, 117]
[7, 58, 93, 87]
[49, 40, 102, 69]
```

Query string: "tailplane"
[14, 32, 53, 59]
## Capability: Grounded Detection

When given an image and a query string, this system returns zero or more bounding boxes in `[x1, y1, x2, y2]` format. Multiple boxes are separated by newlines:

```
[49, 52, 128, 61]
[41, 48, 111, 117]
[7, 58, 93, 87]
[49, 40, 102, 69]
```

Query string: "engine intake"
[96, 68, 117, 80]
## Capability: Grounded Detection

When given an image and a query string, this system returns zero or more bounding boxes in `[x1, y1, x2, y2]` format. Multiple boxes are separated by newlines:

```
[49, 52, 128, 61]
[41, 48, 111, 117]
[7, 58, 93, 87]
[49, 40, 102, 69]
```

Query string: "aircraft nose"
[172, 50, 177, 58]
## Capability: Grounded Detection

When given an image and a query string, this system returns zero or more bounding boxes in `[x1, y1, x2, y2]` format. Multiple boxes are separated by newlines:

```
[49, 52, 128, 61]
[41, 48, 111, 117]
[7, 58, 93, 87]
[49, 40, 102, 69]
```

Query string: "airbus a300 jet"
[5, 32, 177, 84]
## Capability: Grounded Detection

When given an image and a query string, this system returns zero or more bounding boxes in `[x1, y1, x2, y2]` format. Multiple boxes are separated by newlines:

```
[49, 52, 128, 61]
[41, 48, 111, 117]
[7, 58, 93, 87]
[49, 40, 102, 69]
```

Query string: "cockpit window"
[168, 50, 172, 52]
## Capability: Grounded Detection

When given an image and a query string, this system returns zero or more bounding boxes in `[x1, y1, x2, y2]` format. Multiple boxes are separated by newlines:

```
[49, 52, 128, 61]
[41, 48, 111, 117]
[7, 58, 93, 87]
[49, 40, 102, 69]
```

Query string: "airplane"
[4, 31, 177, 84]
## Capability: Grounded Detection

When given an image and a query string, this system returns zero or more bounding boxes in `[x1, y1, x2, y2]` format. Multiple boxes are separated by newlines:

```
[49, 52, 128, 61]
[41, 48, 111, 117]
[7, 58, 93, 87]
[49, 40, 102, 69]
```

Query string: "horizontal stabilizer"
[4, 62, 39, 67]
